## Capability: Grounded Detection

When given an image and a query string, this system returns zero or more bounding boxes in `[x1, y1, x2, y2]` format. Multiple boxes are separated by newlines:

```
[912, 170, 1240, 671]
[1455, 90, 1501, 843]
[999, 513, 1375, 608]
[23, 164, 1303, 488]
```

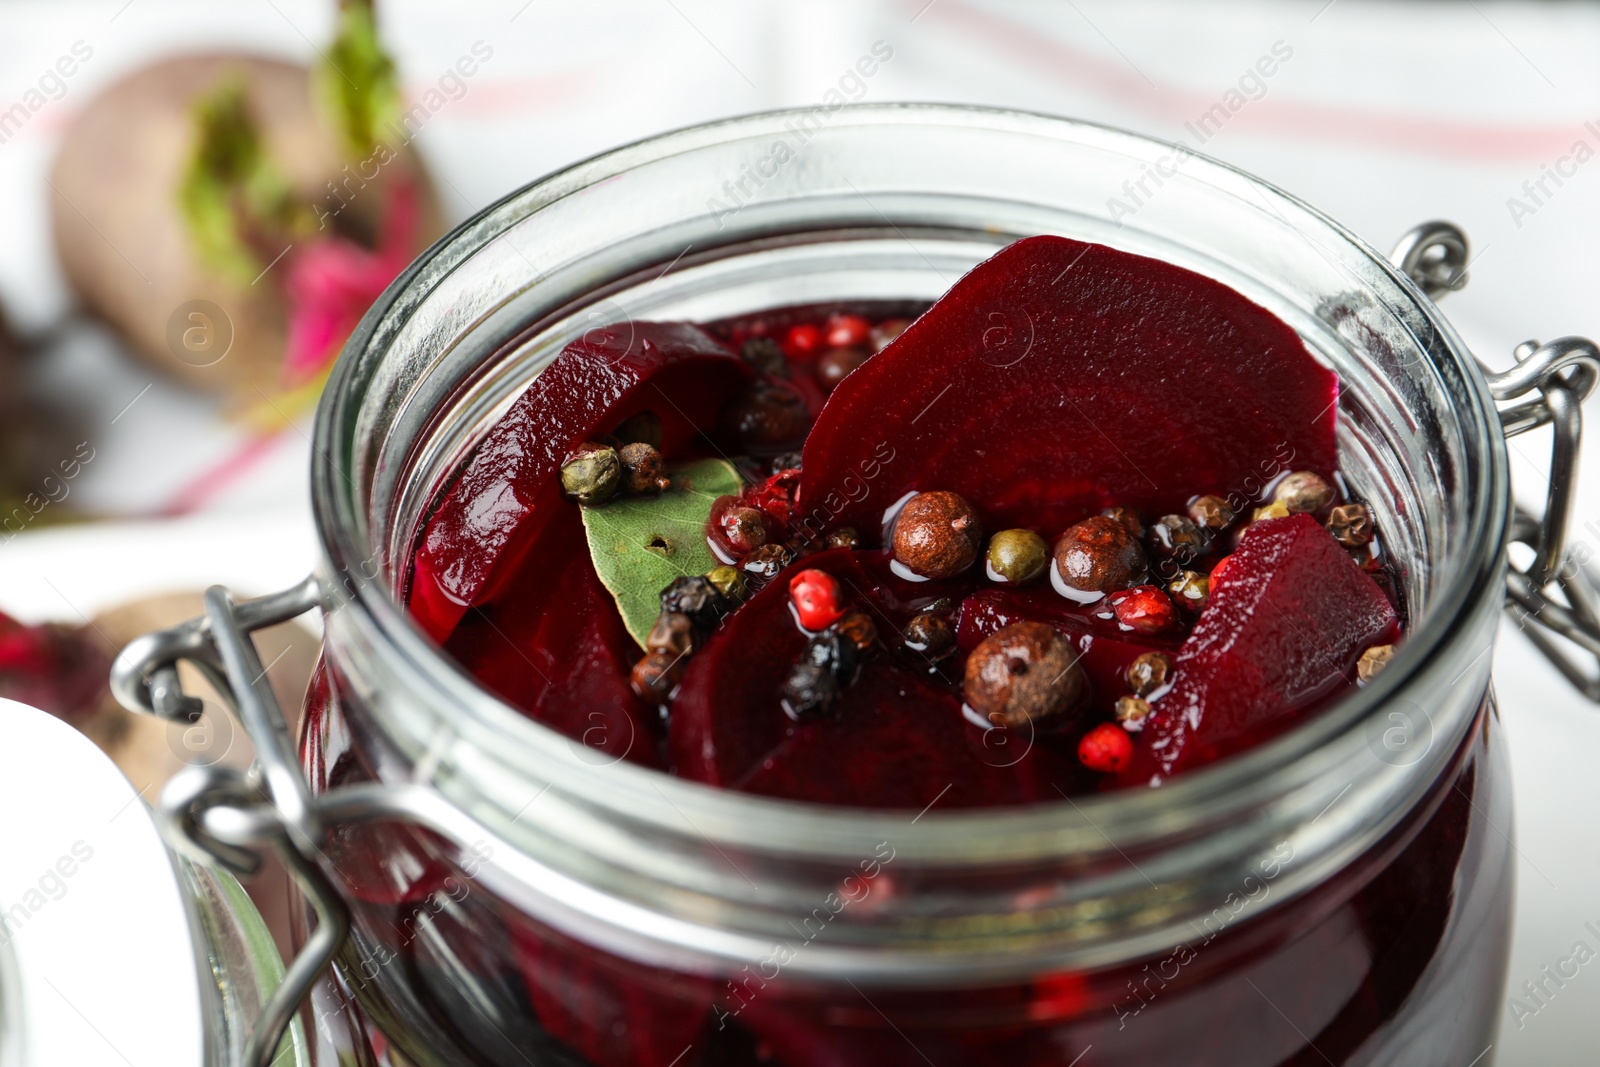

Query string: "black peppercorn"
[1148, 514, 1207, 564]
[741, 337, 789, 378]
[781, 662, 840, 721]
[659, 576, 729, 632]
[903, 612, 955, 660]
[618, 442, 671, 495]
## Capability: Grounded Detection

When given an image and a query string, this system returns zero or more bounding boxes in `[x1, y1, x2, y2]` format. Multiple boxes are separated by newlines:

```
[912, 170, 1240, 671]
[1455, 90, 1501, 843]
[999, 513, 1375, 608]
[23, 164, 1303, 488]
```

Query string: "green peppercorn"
[560, 442, 621, 504]
[1126, 651, 1174, 697]
[1274, 471, 1336, 513]
[706, 565, 748, 604]
[985, 529, 1048, 584]
[1168, 570, 1210, 614]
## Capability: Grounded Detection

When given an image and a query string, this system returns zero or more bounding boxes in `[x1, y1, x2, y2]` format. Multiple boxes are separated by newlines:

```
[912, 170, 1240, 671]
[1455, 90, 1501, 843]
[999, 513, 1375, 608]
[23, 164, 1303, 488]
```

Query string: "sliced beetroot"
[796, 236, 1337, 541]
[510, 915, 712, 1067]
[410, 322, 752, 641]
[443, 506, 663, 770]
[956, 588, 1179, 713]
[1122, 514, 1399, 785]
[671, 548, 1081, 807]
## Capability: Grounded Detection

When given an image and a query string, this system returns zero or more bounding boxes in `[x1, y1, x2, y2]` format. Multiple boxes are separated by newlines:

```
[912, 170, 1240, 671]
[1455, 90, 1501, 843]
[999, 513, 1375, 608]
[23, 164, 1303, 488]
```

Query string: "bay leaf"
[581, 457, 744, 647]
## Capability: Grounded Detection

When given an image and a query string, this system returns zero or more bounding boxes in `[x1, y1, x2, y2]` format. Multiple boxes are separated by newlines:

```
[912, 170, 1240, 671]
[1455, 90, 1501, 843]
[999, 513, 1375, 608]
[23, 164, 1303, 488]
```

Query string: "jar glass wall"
[300, 106, 1512, 1066]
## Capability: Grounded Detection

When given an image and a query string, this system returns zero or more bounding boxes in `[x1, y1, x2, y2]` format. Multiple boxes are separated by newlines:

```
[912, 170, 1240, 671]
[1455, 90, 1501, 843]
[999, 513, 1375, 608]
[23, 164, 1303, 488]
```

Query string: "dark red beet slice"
[1122, 514, 1399, 785]
[510, 914, 712, 1067]
[410, 322, 752, 641]
[671, 548, 1079, 808]
[796, 236, 1337, 542]
[956, 588, 1179, 715]
[443, 506, 662, 770]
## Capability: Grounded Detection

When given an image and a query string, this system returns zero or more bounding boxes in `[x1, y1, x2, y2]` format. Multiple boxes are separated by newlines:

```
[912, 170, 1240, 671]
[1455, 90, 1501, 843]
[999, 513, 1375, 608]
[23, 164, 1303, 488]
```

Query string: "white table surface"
[2, 1, 1599, 1063]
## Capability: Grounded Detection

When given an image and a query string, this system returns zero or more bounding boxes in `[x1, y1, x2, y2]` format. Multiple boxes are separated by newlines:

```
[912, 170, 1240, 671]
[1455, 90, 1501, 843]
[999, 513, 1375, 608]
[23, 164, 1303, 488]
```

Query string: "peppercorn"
[719, 505, 771, 555]
[559, 442, 621, 504]
[1078, 722, 1134, 773]
[1357, 643, 1395, 684]
[1054, 515, 1146, 596]
[870, 318, 912, 352]
[618, 442, 671, 495]
[1188, 494, 1234, 530]
[720, 383, 809, 454]
[986, 529, 1049, 584]
[1168, 570, 1209, 614]
[1100, 506, 1144, 538]
[892, 491, 983, 580]
[1328, 503, 1375, 547]
[1126, 651, 1175, 697]
[825, 313, 872, 349]
[646, 612, 698, 658]
[903, 612, 956, 660]
[1209, 555, 1234, 588]
[790, 569, 845, 631]
[802, 627, 861, 687]
[783, 323, 823, 357]
[1108, 585, 1178, 635]
[631, 652, 684, 704]
[826, 527, 861, 551]
[1275, 471, 1336, 514]
[963, 622, 1087, 731]
[706, 565, 748, 604]
[817, 347, 868, 391]
[741, 336, 789, 377]
[1148, 514, 1207, 565]
[612, 410, 663, 449]
[659, 576, 729, 632]
[835, 611, 878, 654]
[781, 662, 839, 721]
[741, 543, 795, 581]
[1114, 695, 1151, 731]
[770, 451, 803, 475]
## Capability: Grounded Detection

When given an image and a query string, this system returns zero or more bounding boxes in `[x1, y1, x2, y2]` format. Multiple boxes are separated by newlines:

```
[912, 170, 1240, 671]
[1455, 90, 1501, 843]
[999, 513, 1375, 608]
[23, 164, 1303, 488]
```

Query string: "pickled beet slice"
[1122, 514, 1399, 785]
[410, 322, 752, 641]
[670, 548, 1078, 807]
[444, 506, 662, 770]
[510, 915, 712, 1067]
[796, 236, 1337, 541]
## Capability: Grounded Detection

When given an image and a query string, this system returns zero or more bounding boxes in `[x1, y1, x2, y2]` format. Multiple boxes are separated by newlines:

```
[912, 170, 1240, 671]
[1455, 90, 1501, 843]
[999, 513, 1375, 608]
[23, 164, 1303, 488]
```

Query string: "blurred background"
[0, 1, 1597, 1062]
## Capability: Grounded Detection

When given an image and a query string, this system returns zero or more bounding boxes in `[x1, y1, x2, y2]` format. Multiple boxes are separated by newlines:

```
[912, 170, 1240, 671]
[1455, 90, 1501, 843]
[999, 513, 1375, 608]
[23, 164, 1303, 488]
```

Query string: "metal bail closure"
[1392, 222, 1600, 700]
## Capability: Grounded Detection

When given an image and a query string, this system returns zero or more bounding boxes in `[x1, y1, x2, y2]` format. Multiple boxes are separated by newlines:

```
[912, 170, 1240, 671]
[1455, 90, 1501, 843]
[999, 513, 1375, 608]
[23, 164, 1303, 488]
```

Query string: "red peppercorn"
[1079, 722, 1134, 773]
[789, 568, 845, 631]
[1210, 554, 1234, 589]
[825, 313, 872, 349]
[783, 323, 823, 358]
[1107, 585, 1177, 635]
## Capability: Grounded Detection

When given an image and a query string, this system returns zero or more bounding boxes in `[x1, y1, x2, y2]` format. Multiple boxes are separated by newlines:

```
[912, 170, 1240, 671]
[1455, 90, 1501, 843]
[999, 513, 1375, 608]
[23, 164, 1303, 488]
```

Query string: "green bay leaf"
[581, 457, 744, 647]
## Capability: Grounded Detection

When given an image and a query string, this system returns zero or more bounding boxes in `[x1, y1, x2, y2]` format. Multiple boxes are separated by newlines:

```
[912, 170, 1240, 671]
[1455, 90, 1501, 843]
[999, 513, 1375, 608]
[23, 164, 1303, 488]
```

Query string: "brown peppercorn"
[817, 347, 868, 391]
[903, 612, 956, 660]
[826, 527, 861, 551]
[720, 383, 809, 454]
[646, 612, 698, 658]
[1054, 515, 1147, 596]
[1328, 503, 1375, 548]
[741, 542, 795, 581]
[630, 651, 684, 703]
[741, 336, 789, 377]
[870, 317, 912, 352]
[1275, 471, 1336, 514]
[963, 622, 1087, 731]
[1101, 505, 1145, 538]
[892, 491, 983, 580]
[1188, 494, 1234, 530]
[1168, 571, 1209, 614]
[1115, 694, 1152, 731]
[718, 505, 771, 555]
[1357, 643, 1395, 684]
[1148, 514, 1207, 564]
[1126, 651, 1175, 697]
[618, 442, 671, 495]
[835, 611, 878, 653]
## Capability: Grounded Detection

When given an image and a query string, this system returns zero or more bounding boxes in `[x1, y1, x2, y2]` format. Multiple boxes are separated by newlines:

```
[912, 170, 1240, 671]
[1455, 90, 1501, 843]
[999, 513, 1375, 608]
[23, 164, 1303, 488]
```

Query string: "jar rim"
[313, 102, 1509, 868]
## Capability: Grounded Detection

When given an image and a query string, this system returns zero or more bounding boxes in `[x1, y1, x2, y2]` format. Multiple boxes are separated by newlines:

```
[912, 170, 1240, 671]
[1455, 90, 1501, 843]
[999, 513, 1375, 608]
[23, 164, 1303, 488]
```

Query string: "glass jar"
[114, 105, 1600, 1067]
